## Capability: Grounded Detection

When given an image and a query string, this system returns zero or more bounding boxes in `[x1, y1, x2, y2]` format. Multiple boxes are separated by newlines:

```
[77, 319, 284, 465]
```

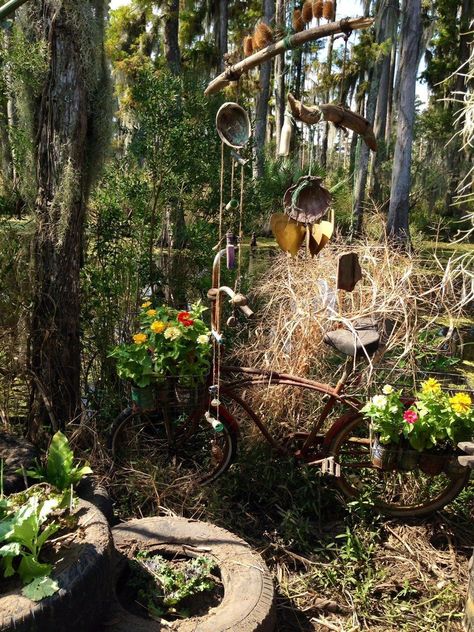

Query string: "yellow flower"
[164, 326, 181, 341]
[421, 378, 442, 395]
[133, 333, 147, 345]
[449, 392, 472, 415]
[382, 384, 393, 395]
[150, 320, 166, 334]
[197, 334, 210, 345]
[146, 309, 157, 317]
[141, 301, 152, 308]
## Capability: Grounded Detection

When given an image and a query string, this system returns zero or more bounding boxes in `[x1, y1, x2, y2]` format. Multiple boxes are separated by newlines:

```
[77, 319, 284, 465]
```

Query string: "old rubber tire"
[77, 476, 115, 525]
[103, 516, 276, 632]
[0, 499, 114, 632]
[0, 431, 37, 495]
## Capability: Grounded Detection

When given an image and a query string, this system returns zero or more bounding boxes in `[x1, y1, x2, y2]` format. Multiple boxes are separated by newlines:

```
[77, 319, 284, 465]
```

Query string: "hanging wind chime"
[206, 102, 251, 428]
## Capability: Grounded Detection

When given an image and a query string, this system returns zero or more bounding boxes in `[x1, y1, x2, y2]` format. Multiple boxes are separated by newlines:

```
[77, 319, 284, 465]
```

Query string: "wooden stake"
[204, 17, 374, 96]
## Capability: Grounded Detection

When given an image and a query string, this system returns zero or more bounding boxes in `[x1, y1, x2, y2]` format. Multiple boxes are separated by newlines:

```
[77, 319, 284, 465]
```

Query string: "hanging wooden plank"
[204, 17, 374, 96]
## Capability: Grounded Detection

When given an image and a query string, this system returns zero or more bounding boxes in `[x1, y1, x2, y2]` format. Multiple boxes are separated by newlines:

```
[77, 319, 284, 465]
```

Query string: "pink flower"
[403, 409, 418, 424]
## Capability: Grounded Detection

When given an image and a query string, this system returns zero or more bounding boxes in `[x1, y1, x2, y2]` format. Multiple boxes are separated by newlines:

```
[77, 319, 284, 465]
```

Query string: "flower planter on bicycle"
[108, 302, 237, 483]
[363, 379, 473, 477]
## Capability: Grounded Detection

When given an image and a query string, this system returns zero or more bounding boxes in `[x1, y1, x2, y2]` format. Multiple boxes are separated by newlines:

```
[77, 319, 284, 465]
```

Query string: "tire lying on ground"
[0, 431, 37, 495]
[0, 499, 114, 632]
[102, 516, 276, 632]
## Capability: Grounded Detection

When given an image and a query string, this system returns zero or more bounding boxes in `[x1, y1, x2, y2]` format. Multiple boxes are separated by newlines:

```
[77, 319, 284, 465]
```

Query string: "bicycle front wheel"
[108, 405, 238, 484]
[330, 415, 470, 518]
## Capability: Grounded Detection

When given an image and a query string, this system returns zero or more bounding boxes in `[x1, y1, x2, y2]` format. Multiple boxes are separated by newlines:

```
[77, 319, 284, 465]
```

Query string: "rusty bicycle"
[109, 238, 471, 519]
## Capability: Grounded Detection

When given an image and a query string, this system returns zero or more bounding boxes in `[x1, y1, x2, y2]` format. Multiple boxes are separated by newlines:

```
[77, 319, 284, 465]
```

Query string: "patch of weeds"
[121, 552, 221, 621]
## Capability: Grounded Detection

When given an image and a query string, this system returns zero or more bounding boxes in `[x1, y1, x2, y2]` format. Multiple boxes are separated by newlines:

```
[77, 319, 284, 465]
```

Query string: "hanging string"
[212, 141, 226, 414]
[235, 164, 245, 294]
[230, 158, 235, 202]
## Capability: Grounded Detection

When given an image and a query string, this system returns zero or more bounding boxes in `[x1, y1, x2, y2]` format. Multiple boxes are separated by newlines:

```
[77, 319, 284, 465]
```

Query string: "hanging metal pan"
[216, 102, 251, 148]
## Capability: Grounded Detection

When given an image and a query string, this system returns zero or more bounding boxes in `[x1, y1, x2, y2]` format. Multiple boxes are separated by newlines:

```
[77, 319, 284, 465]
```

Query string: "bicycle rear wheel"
[330, 415, 470, 518]
[108, 405, 238, 484]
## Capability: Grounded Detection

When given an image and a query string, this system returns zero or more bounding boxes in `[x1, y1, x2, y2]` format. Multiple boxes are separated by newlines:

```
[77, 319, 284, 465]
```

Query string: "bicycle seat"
[324, 319, 380, 358]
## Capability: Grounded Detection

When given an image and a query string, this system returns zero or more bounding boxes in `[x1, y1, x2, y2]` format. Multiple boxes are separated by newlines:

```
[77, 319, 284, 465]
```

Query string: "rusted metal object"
[0, 0, 30, 21]
[283, 175, 332, 224]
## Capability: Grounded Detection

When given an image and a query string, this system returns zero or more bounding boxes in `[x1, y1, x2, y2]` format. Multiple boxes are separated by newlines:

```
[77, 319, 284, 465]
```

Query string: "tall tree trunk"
[352, 0, 389, 235]
[217, 0, 228, 71]
[253, 0, 275, 179]
[370, 0, 399, 204]
[385, 35, 397, 145]
[386, 0, 422, 242]
[164, 0, 180, 74]
[28, 0, 109, 436]
[274, 0, 286, 154]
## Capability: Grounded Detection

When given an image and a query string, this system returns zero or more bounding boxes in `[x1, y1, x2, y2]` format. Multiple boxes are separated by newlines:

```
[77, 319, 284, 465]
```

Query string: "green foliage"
[25, 431, 92, 492]
[132, 551, 217, 618]
[0, 492, 61, 599]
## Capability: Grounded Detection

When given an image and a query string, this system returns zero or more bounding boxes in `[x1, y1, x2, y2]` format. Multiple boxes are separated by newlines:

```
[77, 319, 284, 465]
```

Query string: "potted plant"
[362, 379, 473, 474]
[361, 385, 405, 470]
[0, 432, 113, 632]
[109, 301, 212, 410]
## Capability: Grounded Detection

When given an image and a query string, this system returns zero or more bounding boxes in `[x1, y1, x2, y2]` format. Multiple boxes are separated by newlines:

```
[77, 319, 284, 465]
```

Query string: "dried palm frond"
[233, 237, 472, 432]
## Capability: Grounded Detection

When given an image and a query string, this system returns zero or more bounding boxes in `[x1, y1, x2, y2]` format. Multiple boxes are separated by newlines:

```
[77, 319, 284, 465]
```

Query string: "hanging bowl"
[283, 175, 332, 224]
[216, 102, 251, 148]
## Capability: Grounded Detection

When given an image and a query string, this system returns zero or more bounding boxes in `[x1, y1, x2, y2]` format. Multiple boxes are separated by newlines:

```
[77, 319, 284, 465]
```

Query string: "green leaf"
[46, 432, 74, 491]
[18, 555, 52, 583]
[22, 576, 59, 601]
[38, 498, 59, 525]
[36, 522, 60, 552]
[0, 542, 21, 557]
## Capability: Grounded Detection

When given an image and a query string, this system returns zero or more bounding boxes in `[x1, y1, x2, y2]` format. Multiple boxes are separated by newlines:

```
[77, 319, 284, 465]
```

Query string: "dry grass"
[232, 238, 473, 430]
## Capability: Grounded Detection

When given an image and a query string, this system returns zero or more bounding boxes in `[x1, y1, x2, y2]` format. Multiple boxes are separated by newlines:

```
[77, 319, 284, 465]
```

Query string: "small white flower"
[197, 334, 210, 345]
[372, 395, 387, 409]
[382, 384, 394, 395]
[164, 326, 181, 341]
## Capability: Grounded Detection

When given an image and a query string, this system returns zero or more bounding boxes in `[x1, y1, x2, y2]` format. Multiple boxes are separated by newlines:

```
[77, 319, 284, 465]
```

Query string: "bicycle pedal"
[307, 456, 341, 477]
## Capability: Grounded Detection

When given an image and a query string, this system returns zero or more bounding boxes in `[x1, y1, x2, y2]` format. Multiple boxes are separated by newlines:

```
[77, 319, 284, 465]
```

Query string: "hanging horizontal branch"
[204, 17, 374, 96]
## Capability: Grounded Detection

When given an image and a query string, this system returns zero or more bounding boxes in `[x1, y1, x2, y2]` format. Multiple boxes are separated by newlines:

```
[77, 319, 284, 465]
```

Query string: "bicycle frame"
[207, 243, 364, 463]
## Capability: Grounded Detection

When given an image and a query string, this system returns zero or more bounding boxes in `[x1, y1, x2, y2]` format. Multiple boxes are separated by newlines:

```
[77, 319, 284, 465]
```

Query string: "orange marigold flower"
[150, 321, 166, 334]
[133, 333, 147, 345]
